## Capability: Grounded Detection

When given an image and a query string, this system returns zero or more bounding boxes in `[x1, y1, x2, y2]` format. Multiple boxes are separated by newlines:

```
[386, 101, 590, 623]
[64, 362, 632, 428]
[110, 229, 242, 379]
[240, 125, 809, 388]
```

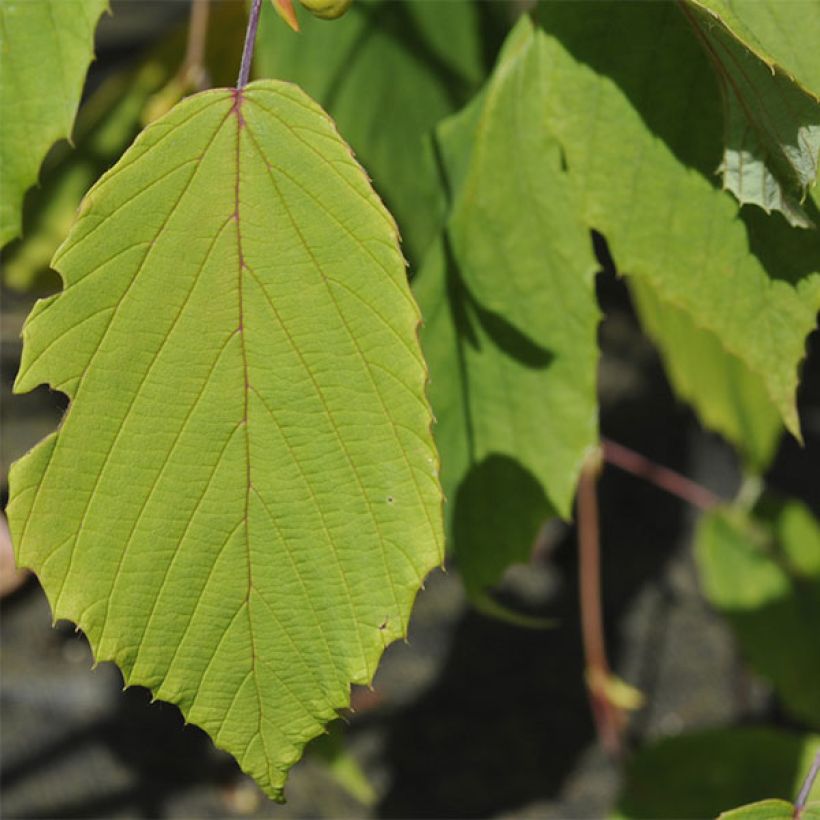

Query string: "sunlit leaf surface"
[8, 81, 443, 799]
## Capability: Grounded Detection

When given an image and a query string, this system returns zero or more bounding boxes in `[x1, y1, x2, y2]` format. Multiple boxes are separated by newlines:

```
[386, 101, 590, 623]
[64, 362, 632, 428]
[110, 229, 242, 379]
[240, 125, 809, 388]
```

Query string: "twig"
[182, 0, 210, 90]
[601, 438, 722, 511]
[795, 749, 820, 817]
[237, 0, 263, 89]
[577, 448, 623, 760]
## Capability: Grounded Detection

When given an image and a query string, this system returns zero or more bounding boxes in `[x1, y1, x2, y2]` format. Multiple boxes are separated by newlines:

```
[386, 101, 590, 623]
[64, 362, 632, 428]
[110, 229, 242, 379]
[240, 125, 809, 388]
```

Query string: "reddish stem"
[237, 0, 263, 89]
[578, 449, 623, 759]
[795, 750, 820, 818]
[182, 0, 210, 90]
[602, 438, 722, 511]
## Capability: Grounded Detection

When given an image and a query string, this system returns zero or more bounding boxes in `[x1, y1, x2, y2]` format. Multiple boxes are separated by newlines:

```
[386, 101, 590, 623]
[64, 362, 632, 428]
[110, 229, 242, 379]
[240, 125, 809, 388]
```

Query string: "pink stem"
[795, 750, 820, 817]
[237, 0, 263, 89]
[602, 438, 722, 511]
[578, 452, 623, 760]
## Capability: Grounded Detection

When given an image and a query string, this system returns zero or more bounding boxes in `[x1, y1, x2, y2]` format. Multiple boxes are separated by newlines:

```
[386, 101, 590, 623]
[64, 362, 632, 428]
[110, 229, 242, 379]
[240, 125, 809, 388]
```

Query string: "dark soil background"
[2, 4, 819, 818]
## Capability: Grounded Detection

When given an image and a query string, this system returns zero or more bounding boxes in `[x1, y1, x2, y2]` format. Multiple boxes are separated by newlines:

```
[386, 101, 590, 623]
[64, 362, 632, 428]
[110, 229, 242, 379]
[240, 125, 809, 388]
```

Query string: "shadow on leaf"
[453, 454, 555, 597]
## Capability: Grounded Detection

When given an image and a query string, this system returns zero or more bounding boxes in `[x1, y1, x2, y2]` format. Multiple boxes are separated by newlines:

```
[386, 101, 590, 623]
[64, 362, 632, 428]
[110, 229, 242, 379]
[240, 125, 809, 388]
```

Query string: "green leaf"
[417, 17, 599, 599]
[685, 0, 820, 96]
[629, 278, 782, 472]
[8, 81, 443, 800]
[3, 65, 168, 293]
[254, 0, 493, 264]
[0, 0, 109, 248]
[533, 0, 820, 439]
[696, 503, 820, 727]
[719, 799, 795, 820]
[2, 1, 247, 292]
[614, 728, 820, 819]
[680, 1, 820, 228]
[309, 722, 376, 806]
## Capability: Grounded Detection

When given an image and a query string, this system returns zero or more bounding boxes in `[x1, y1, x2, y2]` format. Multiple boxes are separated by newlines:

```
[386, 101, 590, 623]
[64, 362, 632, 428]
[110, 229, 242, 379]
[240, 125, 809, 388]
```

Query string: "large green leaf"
[2, 0, 246, 292]
[254, 0, 493, 265]
[533, 0, 820, 440]
[0, 0, 108, 248]
[696, 502, 820, 727]
[681, 1, 820, 228]
[614, 728, 820, 819]
[417, 19, 599, 601]
[629, 279, 782, 472]
[8, 81, 443, 799]
[719, 799, 806, 820]
[687, 0, 820, 95]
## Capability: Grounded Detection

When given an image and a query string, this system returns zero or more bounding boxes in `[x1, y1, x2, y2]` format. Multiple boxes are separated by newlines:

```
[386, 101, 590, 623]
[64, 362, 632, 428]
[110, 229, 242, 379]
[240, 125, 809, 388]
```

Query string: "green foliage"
[696, 502, 820, 727]
[4, 0, 820, 807]
[718, 799, 797, 820]
[309, 722, 376, 806]
[614, 728, 820, 819]
[681, 1, 820, 227]
[531, 1, 820, 445]
[254, 0, 492, 265]
[0, 0, 108, 247]
[417, 18, 599, 603]
[8, 81, 443, 799]
[2, 1, 246, 291]
[629, 279, 782, 472]
[688, 0, 820, 95]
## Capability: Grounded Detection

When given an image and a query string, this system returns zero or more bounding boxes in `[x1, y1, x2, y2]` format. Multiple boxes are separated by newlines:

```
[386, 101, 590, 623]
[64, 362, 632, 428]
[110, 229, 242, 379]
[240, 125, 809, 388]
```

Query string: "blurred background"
[2, 2, 819, 817]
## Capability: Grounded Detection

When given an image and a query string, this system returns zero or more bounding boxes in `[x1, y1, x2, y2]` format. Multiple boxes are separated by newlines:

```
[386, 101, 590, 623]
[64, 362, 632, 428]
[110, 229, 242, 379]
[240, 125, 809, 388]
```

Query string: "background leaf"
[254, 0, 498, 265]
[680, 1, 820, 227]
[719, 799, 796, 820]
[533, 0, 820, 441]
[686, 0, 820, 96]
[0, 0, 108, 247]
[629, 278, 782, 472]
[614, 728, 820, 819]
[8, 81, 443, 799]
[2, 0, 246, 292]
[416, 18, 599, 601]
[696, 502, 820, 727]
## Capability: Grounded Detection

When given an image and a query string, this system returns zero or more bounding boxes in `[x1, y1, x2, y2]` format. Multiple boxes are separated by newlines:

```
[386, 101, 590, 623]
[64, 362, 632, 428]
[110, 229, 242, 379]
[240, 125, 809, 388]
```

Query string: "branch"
[601, 438, 723, 511]
[182, 0, 210, 91]
[577, 448, 623, 759]
[795, 749, 820, 818]
[237, 0, 263, 89]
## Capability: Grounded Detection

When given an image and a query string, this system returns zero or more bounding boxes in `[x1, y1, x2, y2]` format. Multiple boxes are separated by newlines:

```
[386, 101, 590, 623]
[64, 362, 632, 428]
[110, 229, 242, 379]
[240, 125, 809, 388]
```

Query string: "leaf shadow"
[376, 273, 698, 818]
[1, 677, 237, 819]
[324, 2, 476, 115]
[739, 200, 820, 286]
[443, 231, 554, 371]
[452, 454, 556, 596]
[536, 1, 724, 181]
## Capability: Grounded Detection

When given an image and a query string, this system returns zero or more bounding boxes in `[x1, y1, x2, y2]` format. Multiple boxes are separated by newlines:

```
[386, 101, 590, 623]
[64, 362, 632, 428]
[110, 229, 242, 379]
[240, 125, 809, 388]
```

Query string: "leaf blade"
[0, 0, 108, 247]
[9, 80, 443, 799]
[615, 728, 820, 819]
[533, 0, 820, 439]
[695, 502, 820, 727]
[681, 1, 820, 227]
[254, 0, 490, 265]
[417, 18, 600, 600]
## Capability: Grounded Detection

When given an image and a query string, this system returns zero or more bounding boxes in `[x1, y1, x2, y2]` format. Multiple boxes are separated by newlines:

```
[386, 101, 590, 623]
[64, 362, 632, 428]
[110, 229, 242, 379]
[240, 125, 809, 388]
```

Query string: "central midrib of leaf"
[231, 88, 264, 766]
